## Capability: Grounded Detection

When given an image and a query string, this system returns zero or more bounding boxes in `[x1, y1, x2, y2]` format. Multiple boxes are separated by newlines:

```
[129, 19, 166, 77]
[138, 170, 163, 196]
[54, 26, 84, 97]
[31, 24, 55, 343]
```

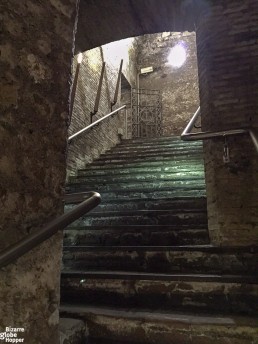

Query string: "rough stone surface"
[203, 136, 258, 246]
[0, 0, 78, 343]
[60, 318, 87, 344]
[61, 305, 258, 344]
[76, 0, 209, 52]
[196, 0, 258, 245]
[136, 32, 199, 136]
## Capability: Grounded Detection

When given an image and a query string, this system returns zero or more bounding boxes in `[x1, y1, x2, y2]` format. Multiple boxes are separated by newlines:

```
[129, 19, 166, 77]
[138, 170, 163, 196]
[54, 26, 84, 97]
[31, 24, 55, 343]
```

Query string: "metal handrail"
[68, 105, 126, 142]
[0, 191, 101, 269]
[181, 107, 258, 153]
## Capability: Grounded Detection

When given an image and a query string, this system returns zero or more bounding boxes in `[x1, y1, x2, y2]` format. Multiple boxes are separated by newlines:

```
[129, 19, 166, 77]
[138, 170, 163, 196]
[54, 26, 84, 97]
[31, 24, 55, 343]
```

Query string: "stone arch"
[76, 0, 210, 52]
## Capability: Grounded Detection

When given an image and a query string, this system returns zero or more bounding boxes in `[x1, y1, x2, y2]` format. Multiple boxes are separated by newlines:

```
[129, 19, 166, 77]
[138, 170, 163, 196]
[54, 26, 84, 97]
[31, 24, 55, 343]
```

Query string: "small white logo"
[0, 327, 25, 343]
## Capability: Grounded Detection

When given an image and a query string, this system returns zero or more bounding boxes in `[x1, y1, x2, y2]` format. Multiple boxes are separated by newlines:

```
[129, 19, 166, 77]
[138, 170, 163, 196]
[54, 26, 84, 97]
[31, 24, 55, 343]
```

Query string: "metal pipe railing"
[181, 107, 258, 153]
[249, 130, 258, 152]
[0, 191, 101, 268]
[68, 105, 126, 142]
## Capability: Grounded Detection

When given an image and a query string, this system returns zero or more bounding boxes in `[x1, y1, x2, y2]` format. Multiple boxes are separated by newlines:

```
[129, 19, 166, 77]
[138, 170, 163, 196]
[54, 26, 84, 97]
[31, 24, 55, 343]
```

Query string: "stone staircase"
[60, 136, 258, 344]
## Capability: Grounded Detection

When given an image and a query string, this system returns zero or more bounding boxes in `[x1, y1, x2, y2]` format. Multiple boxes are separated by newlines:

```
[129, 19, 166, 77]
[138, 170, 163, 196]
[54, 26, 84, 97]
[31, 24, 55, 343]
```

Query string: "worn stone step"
[120, 136, 198, 145]
[66, 179, 206, 194]
[79, 157, 204, 171]
[60, 318, 87, 344]
[69, 171, 205, 185]
[77, 164, 205, 177]
[84, 197, 207, 212]
[62, 245, 258, 275]
[65, 196, 207, 209]
[109, 141, 202, 152]
[71, 188, 206, 202]
[60, 305, 258, 344]
[61, 271, 258, 315]
[67, 209, 207, 227]
[93, 152, 203, 165]
[99, 148, 203, 161]
[64, 226, 210, 246]
[107, 145, 203, 156]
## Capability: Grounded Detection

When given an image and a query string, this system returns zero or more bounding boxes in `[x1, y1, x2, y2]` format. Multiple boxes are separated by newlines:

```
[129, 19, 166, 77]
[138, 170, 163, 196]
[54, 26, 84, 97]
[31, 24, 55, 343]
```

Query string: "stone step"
[99, 148, 203, 161]
[79, 157, 204, 171]
[74, 197, 207, 212]
[69, 171, 205, 185]
[62, 245, 258, 275]
[77, 164, 205, 177]
[60, 305, 258, 344]
[108, 145, 203, 156]
[109, 140, 202, 151]
[64, 226, 210, 246]
[120, 136, 195, 144]
[121, 136, 182, 143]
[67, 188, 207, 202]
[66, 180, 206, 194]
[61, 271, 258, 315]
[93, 152, 203, 164]
[60, 318, 87, 344]
[67, 209, 208, 227]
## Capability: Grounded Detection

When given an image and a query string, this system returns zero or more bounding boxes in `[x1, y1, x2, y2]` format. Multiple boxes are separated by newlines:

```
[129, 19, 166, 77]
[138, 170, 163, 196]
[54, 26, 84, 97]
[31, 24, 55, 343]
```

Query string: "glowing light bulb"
[77, 53, 83, 64]
[168, 44, 186, 68]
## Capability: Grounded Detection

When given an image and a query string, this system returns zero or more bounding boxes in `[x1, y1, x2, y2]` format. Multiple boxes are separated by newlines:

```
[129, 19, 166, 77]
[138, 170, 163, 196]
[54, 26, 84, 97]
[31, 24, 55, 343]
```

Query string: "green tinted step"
[69, 171, 205, 185]
[121, 136, 182, 143]
[108, 145, 203, 155]
[109, 141, 203, 151]
[99, 149, 203, 160]
[120, 136, 201, 145]
[79, 158, 204, 170]
[89, 197, 207, 212]
[67, 188, 206, 201]
[66, 180, 206, 194]
[60, 305, 258, 344]
[93, 152, 203, 164]
[65, 199, 207, 213]
[78, 163, 205, 176]
[67, 177, 205, 189]
[61, 272, 258, 315]
[65, 196, 207, 211]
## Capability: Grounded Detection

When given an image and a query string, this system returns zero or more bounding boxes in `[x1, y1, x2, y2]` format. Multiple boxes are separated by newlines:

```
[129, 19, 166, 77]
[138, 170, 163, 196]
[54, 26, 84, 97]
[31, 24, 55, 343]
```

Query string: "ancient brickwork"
[0, 0, 78, 343]
[196, 0, 258, 245]
[197, 1, 258, 131]
[67, 47, 123, 177]
[67, 39, 137, 177]
[136, 32, 199, 136]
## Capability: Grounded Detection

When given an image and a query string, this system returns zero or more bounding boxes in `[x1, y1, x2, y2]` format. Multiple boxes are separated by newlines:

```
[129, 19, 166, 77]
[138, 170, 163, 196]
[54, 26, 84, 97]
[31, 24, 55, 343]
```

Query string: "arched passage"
[76, 0, 208, 52]
[75, 0, 258, 246]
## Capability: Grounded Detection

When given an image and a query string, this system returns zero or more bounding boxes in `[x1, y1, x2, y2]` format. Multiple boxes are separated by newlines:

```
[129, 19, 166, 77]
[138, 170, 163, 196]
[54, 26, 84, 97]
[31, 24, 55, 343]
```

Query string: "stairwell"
[60, 136, 258, 344]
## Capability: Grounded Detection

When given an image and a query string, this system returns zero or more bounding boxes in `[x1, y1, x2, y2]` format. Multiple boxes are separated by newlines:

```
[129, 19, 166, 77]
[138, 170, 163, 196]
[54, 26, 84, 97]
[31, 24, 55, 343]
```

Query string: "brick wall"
[67, 39, 137, 177]
[196, 0, 258, 245]
[136, 32, 199, 136]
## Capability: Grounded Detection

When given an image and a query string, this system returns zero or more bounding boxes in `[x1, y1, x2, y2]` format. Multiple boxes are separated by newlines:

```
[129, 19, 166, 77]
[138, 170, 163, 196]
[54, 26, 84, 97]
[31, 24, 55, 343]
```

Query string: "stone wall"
[136, 32, 199, 136]
[196, 0, 258, 245]
[67, 39, 137, 177]
[0, 0, 78, 343]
